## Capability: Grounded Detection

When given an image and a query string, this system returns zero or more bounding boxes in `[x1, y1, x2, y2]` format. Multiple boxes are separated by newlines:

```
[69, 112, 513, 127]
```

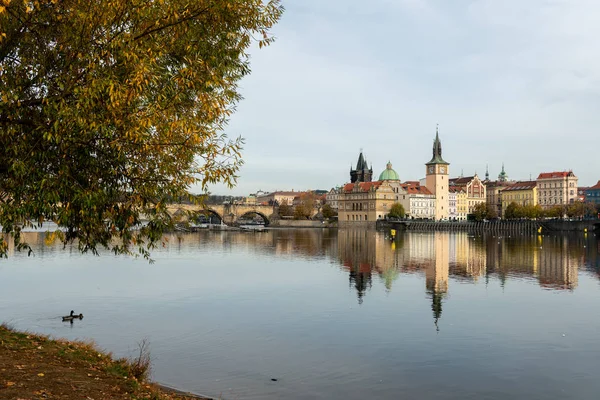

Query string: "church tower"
[350, 150, 373, 183]
[425, 126, 450, 220]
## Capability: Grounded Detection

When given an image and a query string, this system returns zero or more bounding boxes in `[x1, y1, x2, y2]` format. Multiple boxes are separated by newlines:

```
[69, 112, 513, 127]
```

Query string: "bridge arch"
[237, 211, 270, 226]
[192, 209, 223, 225]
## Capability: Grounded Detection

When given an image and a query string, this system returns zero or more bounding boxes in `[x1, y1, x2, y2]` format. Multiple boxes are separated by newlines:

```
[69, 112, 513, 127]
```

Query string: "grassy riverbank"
[0, 323, 210, 400]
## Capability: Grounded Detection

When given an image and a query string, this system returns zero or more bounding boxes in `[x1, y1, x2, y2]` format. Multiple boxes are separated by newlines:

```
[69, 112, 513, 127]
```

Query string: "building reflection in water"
[5, 228, 599, 327]
[337, 229, 599, 329]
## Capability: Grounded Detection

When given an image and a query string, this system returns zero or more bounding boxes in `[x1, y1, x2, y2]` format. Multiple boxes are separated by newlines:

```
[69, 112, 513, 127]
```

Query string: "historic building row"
[332, 128, 452, 225]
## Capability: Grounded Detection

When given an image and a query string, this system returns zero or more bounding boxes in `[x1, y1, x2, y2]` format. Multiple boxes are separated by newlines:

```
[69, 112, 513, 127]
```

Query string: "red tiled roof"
[537, 171, 575, 179]
[588, 181, 600, 190]
[450, 176, 475, 185]
[448, 186, 465, 193]
[502, 181, 537, 191]
[401, 183, 433, 195]
[343, 181, 383, 193]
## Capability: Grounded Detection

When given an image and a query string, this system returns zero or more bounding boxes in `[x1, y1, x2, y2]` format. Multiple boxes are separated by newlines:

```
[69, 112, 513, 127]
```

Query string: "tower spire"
[427, 124, 447, 165]
[485, 164, 489, 181]
[498, 162, 508, 182]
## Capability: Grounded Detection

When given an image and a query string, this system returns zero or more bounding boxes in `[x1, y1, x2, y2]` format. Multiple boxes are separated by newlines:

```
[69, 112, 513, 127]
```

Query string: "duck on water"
[62, 310, 84, 322]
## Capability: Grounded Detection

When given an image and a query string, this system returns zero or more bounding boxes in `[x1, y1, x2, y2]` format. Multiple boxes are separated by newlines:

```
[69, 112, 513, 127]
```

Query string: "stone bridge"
[166, 203, 277, 225]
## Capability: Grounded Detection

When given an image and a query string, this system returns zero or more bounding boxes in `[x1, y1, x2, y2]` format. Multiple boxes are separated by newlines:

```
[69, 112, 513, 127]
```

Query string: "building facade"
[577, 187, 589, 202]
[326, 187, 342, 210]
[585, 181, 600, 206]
[536, 171, 578, 208]
[257, 191, 300, 205]
[501, 181, 538, 215]
[449, 174, 486, 215]
[338, 181, 398, 223]
[398, 183, 435, 219]
[424, 128, 450, 220]
[485, 164, 513, 218]
[338, 162, 405, 225]
[448, 189, 457, 220]
[449, 187, 467, 220]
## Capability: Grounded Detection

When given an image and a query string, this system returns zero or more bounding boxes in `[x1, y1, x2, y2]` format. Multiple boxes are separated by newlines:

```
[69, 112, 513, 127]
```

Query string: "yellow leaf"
[37, 373, 44, 377]
[6, 381, 15, 387]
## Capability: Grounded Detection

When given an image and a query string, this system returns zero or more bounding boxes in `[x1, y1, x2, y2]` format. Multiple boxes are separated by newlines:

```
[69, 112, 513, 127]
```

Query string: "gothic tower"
[350, 150, 373, 183]
[425, 126, 450, 220]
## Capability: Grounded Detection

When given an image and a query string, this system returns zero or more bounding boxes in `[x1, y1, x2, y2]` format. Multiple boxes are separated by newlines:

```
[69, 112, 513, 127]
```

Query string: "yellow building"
[449, 174, 486, 214]
[500, 181, 538, 215]
[449, 187, 468, 220]
[338, 162, 407, 226]
[485, 165, 513, 217]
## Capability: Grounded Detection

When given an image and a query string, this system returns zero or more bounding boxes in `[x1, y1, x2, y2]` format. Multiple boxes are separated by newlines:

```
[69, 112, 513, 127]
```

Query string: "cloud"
[200, 0, 600, 195]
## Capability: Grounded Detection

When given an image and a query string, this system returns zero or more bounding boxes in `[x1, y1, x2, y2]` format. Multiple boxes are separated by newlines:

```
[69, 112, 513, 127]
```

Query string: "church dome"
[378, 161, 400, 181]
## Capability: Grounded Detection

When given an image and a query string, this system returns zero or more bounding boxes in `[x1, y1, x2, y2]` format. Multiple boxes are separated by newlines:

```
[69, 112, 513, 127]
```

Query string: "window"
[365, 215, 368, 221]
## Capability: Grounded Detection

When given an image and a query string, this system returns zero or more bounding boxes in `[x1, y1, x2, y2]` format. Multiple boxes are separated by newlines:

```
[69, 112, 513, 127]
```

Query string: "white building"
[326, 187, 342, 210]
[536, 171, 578, 208]
[397, 183, 435, 220]
[448, 189, 457, 220]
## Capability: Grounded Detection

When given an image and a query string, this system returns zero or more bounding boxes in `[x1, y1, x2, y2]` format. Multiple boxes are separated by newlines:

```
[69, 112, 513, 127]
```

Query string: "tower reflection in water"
[337, 229, 598, 329]
[5, 228, 599, 331]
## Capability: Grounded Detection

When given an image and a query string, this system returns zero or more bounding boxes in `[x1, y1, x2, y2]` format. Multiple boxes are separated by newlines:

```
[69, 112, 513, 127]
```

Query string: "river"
[1, 229, 600, 399]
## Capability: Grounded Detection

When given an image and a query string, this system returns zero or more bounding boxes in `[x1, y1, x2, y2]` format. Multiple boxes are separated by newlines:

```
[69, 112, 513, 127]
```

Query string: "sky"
[199, 0, 600, 196]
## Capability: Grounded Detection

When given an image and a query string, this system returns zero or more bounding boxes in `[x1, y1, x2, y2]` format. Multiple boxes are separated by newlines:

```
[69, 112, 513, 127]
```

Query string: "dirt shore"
[0, 324, 211, 400]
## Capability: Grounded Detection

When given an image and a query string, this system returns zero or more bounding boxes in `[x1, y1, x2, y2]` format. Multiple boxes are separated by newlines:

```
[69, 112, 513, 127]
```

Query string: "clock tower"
[425, 126, 450, 220]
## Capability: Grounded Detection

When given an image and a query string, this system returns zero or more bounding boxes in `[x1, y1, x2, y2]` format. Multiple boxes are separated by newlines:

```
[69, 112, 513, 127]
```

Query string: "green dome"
[378, 161, 400, 181]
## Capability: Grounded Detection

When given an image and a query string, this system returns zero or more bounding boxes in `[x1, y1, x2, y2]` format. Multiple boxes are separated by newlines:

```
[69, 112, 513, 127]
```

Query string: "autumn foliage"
[0, 0, 283, 258]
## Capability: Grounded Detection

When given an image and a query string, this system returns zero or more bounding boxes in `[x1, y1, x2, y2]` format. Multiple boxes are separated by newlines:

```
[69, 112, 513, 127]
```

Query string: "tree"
[0, 0, 283, 258]
[521, 204, 541, 219]
[545, 205, 564, 219]
[471, 202, 487, 221]
[504, 202, 522, 220]
[278, 203, 293, 218]
[485, 203, 498, 220]
[293, 192, 316, 220]
[567, 202, 583, 219]
[321, 203, 337, 220]
[566, 201, 596, 219]
[388, 203, 405, 219]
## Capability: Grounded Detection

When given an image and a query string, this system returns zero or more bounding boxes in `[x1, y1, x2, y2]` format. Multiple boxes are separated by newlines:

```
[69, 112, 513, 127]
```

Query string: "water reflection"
[4, 229, 599, 333]
[3, 228, 600, 400]
[337, 230, 597, 296]
[6, 229, 598, 295]
[335, 230, 600, 331]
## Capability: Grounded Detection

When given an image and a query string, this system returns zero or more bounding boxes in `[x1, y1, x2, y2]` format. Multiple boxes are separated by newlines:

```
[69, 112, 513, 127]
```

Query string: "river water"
[1, 229, 600, 399]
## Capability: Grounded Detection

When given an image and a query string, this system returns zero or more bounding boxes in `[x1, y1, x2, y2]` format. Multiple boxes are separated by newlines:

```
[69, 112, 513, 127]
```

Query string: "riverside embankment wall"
[376, 219, 599, 234]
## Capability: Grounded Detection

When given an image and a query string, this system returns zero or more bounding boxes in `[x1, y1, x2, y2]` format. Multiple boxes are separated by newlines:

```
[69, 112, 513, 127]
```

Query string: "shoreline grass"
[0, 323, 211, 400]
